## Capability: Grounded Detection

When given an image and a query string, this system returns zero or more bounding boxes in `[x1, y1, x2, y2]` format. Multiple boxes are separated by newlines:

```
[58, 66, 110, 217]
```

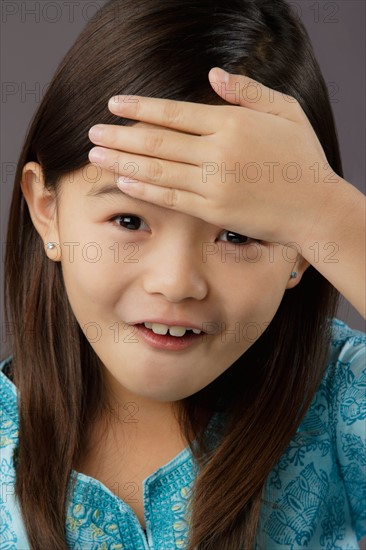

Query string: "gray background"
[1, 0, 365, 347]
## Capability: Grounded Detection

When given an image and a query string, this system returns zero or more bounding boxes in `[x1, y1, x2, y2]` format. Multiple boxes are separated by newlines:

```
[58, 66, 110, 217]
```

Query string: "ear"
[285, 254, 311, 289]
[20, 161, 61, 262]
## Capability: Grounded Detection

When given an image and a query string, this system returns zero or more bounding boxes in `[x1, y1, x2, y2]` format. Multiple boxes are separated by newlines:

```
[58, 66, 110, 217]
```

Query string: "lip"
[133, 323, 206, 351]
[129, 319, 208, 332]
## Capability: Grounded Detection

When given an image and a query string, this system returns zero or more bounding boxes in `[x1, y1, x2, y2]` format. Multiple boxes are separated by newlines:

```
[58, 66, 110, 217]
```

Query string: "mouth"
[132, 322, 206, 351]
[141, 322, 203, 337]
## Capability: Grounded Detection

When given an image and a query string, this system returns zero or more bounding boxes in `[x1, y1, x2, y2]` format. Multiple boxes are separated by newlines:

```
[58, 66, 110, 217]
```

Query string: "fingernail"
[89, 147, 105, 163]
[212, 67, 229, 83]
[109, 96, 122, 107]
[89, 125, 104, 140]
[109, 95, 130, 109]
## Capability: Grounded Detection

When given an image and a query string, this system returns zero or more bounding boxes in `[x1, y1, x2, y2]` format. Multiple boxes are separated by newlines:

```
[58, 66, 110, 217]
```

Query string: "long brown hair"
[3, 0, 341, 548]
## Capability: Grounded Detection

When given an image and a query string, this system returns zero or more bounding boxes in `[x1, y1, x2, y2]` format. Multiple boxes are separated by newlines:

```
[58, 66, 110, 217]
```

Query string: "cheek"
[222, 253, 291, 330]
[59, 236, 136, 323]
[213, 272, 288, 373]
[57, 213, 120, 293]
[228, 287, 280, 333]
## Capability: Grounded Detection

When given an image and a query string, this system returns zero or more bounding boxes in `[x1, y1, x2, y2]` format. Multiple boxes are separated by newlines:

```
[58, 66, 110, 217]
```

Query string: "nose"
[142, 240, 208, 302]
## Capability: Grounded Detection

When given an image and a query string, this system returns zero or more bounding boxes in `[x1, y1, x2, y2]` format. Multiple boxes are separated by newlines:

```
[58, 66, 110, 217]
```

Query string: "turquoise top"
[1, 319, 365, 549]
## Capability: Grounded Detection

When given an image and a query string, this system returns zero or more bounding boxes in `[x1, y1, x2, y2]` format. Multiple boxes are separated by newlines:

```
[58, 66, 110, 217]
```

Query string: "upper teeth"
[143, 322, 202, 337]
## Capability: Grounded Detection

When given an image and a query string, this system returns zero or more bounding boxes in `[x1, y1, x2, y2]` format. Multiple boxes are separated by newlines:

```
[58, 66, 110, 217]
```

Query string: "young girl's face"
[25, 138, 307, 407]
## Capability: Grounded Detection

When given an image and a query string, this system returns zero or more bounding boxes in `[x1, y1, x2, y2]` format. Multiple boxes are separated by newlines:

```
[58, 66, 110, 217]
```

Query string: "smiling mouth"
[133, 323, 205, 351]
[139, 322, 202, 337]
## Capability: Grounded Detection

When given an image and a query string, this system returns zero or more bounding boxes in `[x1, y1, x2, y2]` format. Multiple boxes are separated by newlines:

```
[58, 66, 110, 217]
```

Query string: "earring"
[46, 242, 56, 250]
[290, 271, 297, 279]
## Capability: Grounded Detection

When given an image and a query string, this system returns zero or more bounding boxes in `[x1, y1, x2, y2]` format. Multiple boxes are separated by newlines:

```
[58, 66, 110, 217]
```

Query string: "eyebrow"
[85, 183, 141, 203]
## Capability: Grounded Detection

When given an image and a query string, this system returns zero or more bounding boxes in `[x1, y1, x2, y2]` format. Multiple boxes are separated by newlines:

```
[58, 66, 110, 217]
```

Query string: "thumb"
[208, 67, 303, 122]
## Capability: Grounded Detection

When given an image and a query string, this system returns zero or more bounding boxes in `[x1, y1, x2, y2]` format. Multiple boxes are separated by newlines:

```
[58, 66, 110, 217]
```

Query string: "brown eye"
[218, 230, 252, 244]
[111, 214, 149, 231]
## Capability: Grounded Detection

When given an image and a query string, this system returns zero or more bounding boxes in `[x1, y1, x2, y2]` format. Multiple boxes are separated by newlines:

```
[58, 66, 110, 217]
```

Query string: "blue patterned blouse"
[1, 319, 365, 549]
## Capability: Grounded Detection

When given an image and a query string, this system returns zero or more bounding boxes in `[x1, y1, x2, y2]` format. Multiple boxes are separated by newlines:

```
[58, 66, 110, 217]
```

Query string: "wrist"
[298, 175, 365, 267]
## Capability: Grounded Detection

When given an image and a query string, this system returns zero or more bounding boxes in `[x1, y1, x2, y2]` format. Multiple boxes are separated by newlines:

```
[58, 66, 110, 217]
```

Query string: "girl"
[1, 0, 365, 548]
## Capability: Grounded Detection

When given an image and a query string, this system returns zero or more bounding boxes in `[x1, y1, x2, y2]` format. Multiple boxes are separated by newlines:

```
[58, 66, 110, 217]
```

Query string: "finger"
[88, 146, 205, 193]
[108, 95, 220, 135]
[116, 178, 207, 216]
[88, 124, 209, 166]
[208, 67, 304, 123]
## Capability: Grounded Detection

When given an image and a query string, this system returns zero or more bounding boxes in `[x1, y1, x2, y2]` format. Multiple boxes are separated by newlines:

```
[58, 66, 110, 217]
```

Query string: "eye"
[218, 230, 258, 245]
[110, 214, 150, 231]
